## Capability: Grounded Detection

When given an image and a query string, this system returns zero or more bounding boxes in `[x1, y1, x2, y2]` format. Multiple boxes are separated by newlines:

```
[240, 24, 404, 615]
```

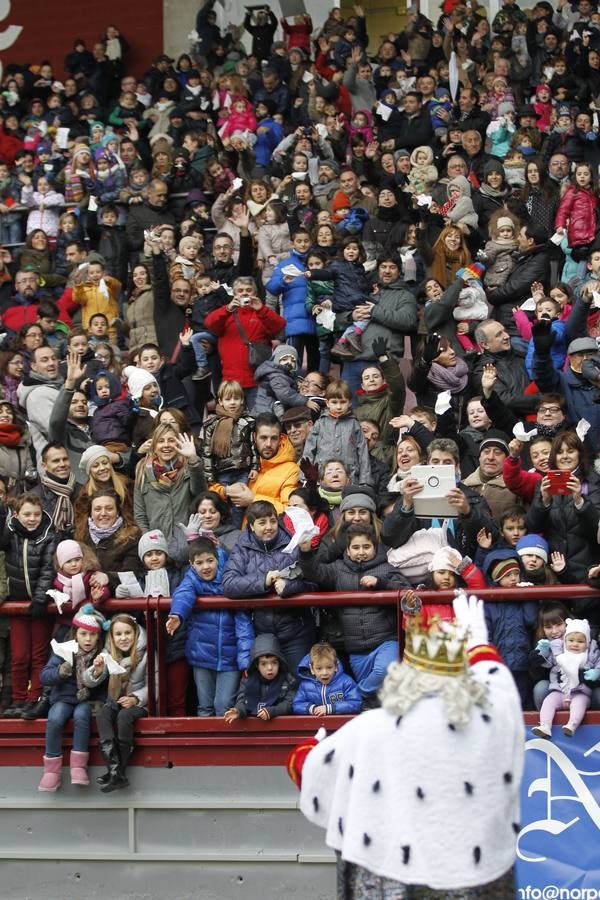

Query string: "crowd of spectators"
[1, 0, 600, 786]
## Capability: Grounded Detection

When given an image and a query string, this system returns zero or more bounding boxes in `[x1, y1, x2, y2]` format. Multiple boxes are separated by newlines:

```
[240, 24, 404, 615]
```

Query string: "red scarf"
[0, 423, 22, 446]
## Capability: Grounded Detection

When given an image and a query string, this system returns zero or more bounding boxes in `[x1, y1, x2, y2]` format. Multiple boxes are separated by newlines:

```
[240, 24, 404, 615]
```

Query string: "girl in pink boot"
[38, 606, 107, 792]
[532, 617, 600, 740]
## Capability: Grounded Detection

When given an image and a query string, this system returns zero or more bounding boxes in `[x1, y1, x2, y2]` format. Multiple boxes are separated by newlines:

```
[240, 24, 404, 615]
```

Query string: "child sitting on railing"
[532, 617, 600, 739]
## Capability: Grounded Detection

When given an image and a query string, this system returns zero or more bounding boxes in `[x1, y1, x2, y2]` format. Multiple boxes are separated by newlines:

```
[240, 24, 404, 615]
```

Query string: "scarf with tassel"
[39, 471, 76, 532]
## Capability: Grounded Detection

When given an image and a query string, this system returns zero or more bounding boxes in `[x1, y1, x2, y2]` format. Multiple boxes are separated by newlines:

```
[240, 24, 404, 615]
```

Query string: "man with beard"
[0, 271, 68, 332]
[17, 346, 64, 460]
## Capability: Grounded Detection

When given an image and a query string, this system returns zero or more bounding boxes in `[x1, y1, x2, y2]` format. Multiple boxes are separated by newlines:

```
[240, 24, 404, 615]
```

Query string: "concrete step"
[0, 765, 336, 900]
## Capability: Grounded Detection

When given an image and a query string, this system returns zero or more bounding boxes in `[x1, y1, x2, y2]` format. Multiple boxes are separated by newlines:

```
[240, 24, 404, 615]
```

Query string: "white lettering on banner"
[517, 737, 600, 863]
[518, 889, 600, 899]
[0, 1, 21, 81]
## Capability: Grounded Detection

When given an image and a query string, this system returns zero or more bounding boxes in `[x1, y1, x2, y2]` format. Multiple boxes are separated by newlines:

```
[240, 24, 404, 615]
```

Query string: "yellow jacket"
[209, 434, 299, 516]
[73, 276, 121, 336]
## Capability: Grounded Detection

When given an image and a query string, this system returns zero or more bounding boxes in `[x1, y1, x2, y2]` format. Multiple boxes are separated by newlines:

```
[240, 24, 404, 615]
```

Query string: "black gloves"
[532, 319, 554, 354]
[372, 337, 388, 360]
[423, 332, 442, 366]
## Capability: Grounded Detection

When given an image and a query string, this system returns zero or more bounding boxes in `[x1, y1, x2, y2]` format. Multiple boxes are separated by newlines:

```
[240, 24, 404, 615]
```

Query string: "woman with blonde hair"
[134, 422, 206, 540]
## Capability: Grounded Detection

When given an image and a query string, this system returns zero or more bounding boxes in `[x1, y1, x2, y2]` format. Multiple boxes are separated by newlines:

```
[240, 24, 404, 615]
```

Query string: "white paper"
[232, 177, 244, 191]
[88, 195, 98, 212]
[576, 418, 591, 442]
[513, 422, 537, 441]
[56, 127, 70, 149]
[51, 638, 79, 665]
[376, 102, 392, 122]
[434, 390, 452, 415]
[416, 194, 432, 207]
[550, 231, 564, 246]
[117, 572, 145, 597]
[102, 652, 127, 675]
[519, 296, 536, 312]
[316, 308, 336, 331]
[291, 171, 307, 180]
[591, 291, 600, 309]
[282, 506, 320, 553]
[449, 50, 459, 102]
[282, 263, 305, 278]
[302, 70, 314, 83]
[46, 588, 71, 614]
[315, 123, 328, 139]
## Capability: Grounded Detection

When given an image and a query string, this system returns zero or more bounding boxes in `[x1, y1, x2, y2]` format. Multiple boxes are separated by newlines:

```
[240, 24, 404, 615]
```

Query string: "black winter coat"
[471, 349, 535, 418]
[526, 475, 600, 585]
[300, 546, 406, 653]
[0, 508, 56, 610]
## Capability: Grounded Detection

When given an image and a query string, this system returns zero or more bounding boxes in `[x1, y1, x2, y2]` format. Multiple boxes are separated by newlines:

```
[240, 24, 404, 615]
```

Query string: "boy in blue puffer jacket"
[167, 537, 254, 717]
[292, 642, 361, 716]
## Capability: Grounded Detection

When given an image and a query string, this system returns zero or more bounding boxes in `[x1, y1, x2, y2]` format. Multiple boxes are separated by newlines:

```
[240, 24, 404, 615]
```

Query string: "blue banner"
[517, 726, 600, 896]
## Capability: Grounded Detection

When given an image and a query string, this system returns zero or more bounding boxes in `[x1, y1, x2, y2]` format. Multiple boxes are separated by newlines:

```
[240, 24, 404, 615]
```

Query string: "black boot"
[99, 740, 129, 793]
[22, 687, 51, 720]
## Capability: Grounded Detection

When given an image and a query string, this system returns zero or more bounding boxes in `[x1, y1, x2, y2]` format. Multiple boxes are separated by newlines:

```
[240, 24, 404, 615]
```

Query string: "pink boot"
[38, 756, 62, 792]
[70, 750, 90, 785]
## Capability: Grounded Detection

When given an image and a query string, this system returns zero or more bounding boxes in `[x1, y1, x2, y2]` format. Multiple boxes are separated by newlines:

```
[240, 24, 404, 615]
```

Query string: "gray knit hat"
[79, 444, 111, 473]
[273, 344, 299, 365]
[138, 530, 168, 561]
[339, 493, 376, 513]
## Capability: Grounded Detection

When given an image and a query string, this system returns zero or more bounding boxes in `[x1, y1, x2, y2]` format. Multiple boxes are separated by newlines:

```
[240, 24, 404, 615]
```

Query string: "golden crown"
[403, 614, 469, 677]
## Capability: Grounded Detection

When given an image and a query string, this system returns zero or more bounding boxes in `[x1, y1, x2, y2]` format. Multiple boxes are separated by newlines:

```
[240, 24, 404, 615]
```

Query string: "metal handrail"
[4, 584, 599, 716]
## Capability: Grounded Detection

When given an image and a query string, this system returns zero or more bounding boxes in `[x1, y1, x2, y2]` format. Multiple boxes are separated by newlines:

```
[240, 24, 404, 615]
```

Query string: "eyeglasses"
[302, 379, 324, 389]
[538, 406, 561, 414]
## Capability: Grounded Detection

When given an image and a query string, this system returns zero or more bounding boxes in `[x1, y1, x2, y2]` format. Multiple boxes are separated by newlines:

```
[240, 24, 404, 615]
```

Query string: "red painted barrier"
[1, 586, 599, 765]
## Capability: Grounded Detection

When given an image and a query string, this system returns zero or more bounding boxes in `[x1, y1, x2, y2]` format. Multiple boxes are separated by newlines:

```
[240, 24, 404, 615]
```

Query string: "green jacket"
[306, 278, 335, 337]
[353, 357, 406, 445]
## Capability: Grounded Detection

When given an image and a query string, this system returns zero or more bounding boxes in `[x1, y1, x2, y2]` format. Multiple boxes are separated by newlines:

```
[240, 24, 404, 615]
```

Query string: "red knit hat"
[332, 191, 351, 213]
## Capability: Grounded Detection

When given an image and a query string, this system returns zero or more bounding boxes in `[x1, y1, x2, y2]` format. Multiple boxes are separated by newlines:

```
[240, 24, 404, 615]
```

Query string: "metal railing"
[3, 584, 599, 716]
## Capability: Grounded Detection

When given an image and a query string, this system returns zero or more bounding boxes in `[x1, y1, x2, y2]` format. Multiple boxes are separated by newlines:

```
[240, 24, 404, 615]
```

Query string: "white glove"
[115, 584, 132, 598]
[452, 591, 488, 649]
[177, 513, 203, 541]
[435, 390, 452, 415]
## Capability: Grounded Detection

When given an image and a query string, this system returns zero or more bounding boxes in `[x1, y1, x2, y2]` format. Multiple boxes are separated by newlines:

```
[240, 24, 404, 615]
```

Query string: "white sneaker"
[562, 722, 576, 737]
[531, 724, 552, 739]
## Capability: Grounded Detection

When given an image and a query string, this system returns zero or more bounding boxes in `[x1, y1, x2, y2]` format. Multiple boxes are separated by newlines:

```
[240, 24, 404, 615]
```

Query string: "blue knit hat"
[516, 534, 548, 564]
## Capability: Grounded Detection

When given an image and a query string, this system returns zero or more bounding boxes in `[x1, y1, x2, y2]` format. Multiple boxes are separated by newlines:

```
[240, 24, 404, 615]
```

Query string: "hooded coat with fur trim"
[445, 175, 479, 229]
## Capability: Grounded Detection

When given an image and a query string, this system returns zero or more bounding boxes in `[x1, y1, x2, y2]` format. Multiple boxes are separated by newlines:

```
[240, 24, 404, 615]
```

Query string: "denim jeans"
[193, 666, 240, 716]
[279, 629, 315, 678]
[190, 332, 212, 369]
[45, 700, 91, 757]
[533, 679, 550, 711]
[350, 640, 399, 696]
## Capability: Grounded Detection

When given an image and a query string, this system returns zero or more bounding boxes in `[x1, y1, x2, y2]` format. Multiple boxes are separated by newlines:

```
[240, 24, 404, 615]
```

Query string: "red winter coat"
[0, 127, 23, 166]
[204, 303, 285, 388]
[555, 184, 599, 247]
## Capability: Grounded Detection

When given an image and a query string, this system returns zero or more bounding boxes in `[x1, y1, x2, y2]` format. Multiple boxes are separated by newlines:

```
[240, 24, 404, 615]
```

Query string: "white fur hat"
[565, 618, 591, 644]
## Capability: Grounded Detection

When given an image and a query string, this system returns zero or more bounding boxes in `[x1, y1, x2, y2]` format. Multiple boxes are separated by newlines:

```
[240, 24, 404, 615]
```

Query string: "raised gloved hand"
[300, 457, 320, 486]
[177, 512, 203, 542]
[423, 332, 442, 366]
[536, 638, 551, 653]
[532, 319, 554, 354]
[452, 591, 489, 649]
[372, 337, 388, 360]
